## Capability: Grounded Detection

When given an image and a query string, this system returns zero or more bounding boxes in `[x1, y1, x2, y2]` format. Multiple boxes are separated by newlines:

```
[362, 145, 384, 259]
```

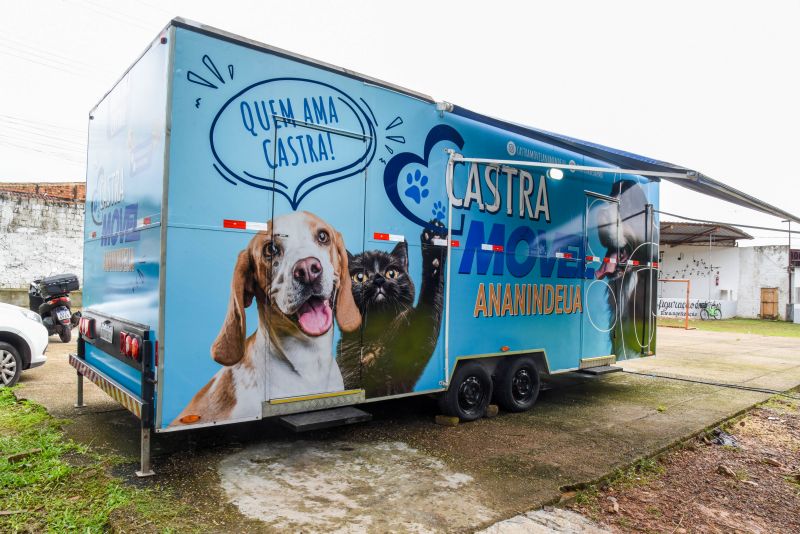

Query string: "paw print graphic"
[431, 201, 446, 221]
[404, 169, 429, 204]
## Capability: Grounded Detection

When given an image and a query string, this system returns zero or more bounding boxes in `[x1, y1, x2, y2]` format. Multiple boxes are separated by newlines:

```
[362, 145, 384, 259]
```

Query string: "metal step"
[577, 365, 623, 376]
[278, 406, 372, 432]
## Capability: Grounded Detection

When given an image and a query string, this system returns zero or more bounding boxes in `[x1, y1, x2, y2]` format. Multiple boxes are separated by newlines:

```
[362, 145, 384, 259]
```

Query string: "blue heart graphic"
[383, 124, 465, 230]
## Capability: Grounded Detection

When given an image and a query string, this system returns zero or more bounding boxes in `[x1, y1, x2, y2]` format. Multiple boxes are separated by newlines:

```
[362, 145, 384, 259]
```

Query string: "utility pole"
[786, 220, 793, 311]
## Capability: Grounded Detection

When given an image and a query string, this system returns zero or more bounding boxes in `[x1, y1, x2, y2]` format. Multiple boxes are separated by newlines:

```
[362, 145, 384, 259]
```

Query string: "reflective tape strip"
[68, 354, 143, 419]
[431, 238, 460, 247]
[223, 220, 269, 231]
[373, 232, 404, 242]
[630, 260, 640, 266]
[604, 257, 617, 264]
[585, 255, 598, 262]
[555, 252, 574, 259]
[481, 244, 504, 252]
[651, 261, 660, 268]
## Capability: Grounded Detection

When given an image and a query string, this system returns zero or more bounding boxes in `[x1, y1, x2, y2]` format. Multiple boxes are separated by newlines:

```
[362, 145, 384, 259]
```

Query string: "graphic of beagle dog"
[171, 211, 361, 427]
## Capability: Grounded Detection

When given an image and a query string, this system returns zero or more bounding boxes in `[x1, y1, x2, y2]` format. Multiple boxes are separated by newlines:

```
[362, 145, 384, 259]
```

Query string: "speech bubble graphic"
[383, 124, 465, 230]
[210, 78, 377, 209]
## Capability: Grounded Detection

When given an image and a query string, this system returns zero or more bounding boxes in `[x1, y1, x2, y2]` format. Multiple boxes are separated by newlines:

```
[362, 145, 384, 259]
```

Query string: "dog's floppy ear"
[333, 231, 362, 332]
[211, 249, 254, 366]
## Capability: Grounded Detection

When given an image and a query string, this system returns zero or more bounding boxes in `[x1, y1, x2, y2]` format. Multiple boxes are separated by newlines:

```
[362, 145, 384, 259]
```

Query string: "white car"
[0, 302, 48, 386]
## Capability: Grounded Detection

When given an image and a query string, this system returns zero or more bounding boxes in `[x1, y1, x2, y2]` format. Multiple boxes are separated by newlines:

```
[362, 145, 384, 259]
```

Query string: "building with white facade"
[658, 221, 799, 321]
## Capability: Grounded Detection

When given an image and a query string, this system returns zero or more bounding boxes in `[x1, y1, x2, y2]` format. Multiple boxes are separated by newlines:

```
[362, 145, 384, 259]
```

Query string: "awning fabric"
[452, 106, 800, 224]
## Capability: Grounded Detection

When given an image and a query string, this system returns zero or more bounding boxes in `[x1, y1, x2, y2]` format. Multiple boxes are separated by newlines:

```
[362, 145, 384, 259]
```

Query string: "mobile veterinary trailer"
[75, 18, 677, 475]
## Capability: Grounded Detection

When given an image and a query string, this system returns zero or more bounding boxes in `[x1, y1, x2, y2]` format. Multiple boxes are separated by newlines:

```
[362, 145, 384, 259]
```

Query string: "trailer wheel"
[438, 361, 493, 421]
[494, 356, 540, 412]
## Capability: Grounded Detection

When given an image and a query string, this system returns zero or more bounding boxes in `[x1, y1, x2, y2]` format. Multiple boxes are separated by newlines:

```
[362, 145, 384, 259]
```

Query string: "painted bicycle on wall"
[698, 302, 722, 320]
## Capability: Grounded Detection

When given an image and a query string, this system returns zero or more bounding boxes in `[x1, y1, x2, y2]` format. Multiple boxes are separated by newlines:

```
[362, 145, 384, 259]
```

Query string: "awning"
[660, 221, 752, 247]
[452, 106, 800, 224]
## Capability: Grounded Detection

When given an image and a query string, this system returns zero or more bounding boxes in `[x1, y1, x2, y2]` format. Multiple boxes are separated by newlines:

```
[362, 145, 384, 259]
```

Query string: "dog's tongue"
[297, 297, 333, 336]
[595, 252, 618, 279]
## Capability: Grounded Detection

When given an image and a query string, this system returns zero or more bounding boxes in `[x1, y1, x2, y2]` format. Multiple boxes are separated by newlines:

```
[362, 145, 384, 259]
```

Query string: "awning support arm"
[446, 151, 695, 180]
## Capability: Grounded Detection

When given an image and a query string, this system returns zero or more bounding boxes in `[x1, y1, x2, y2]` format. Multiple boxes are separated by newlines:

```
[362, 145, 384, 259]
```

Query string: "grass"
[658, 317, 800, 338]
[0, 387, 188, 533]
[572, 457, 665, 509]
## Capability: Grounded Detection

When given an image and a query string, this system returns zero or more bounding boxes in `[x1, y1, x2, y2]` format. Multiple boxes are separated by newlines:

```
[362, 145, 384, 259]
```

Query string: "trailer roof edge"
[170, 17, 436, 104]
[89, 20, 174, 116]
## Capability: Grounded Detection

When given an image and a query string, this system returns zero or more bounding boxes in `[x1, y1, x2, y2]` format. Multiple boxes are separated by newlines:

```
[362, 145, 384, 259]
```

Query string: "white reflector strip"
[431, 238, 462, 248]
[374, 232, 404, 242]
[555, 252, 574, 259]
[136, 216, 153, 228]
[481, 244, 504, 252]
[222, 220, 269, 231]
[604, 257, 617, 264]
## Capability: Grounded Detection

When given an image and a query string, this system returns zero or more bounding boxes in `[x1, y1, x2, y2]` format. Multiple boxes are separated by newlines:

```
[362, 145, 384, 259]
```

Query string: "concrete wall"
[0, 190, 84, 298]
[659, 243, 793, 320]
[659, 245, 741, 302]
[737, 246, 789, 319]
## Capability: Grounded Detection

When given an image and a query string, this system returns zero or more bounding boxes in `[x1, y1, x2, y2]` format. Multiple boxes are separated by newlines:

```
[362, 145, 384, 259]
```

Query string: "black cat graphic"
[338, 220, 447, 397]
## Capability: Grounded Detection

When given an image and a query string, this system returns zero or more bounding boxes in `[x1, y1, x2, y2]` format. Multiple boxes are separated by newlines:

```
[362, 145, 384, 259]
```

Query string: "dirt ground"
[570, 396, 800, 533]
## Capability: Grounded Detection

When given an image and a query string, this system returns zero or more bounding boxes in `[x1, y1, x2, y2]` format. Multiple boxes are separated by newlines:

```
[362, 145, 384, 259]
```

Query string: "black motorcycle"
[28, 274, 80, 343]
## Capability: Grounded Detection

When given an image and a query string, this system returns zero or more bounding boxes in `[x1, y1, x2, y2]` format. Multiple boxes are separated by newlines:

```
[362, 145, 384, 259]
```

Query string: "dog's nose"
[293, 257, 322, 284]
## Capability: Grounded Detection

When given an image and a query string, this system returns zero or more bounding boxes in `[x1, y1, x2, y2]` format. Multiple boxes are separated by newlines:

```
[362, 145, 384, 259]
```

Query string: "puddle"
[218, 440, 495, 532]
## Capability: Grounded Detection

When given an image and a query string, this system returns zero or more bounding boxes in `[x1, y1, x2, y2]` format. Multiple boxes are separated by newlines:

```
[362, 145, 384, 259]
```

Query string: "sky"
[1, 0, 797, 245]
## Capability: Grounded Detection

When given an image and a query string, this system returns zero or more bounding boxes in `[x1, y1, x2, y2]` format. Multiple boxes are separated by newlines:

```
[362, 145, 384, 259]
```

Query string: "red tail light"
[119, 331, 142, 361]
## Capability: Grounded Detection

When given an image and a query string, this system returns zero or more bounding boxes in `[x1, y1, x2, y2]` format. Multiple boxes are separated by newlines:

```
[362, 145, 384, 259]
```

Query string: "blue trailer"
[75, 18, 683, 475]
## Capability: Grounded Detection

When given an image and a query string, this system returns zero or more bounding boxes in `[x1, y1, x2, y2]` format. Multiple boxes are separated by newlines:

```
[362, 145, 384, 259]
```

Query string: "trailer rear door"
[267, 119, 369, 403]
[581, 192, 620, 359]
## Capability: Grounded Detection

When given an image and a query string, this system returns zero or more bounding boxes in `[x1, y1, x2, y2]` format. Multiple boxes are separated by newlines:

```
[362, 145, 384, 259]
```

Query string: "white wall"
[737, 246, 789, 319]
[0, 191, 83, 289]
[659, 245, 741, 301]
[659, 243, 792, 320]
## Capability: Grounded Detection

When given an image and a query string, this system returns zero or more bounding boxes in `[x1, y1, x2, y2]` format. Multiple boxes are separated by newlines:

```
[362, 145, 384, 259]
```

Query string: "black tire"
[438, 361, 493, 421]
[59, 325, 72, 343]
[713, 309, 722, 320]
[0, 342, 22, 387]
[494, 356, 541, 413]
[70, 310, 81, 327]
[699, 309, 709, 321]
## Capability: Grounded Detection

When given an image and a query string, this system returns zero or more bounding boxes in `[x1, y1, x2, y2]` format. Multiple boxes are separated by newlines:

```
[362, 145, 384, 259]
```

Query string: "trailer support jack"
[136, 427, 155, 478]
[74, 371, 86, 408]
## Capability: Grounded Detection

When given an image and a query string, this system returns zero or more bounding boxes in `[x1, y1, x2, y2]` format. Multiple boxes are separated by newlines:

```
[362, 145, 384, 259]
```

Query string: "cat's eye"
[317, 230, 330, 244]
[385, 269, 398, 279]
[352, 272, 366, 283]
